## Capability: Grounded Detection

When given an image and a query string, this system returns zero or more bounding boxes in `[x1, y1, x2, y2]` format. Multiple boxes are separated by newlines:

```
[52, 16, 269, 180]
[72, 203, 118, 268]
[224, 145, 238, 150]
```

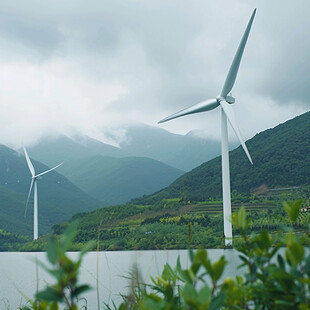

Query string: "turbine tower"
[23, 147, 63, 240]
[158, 9, 256, 246]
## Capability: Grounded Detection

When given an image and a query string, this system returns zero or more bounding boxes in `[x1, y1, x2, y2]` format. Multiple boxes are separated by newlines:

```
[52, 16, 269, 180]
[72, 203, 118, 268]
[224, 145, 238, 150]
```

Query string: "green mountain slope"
[132, 111, 310, 204]
[58, 155, 184, 205]
[27, 134, 185, 205]
[0, 145, 100, 236]
[29, 185, 310, 251]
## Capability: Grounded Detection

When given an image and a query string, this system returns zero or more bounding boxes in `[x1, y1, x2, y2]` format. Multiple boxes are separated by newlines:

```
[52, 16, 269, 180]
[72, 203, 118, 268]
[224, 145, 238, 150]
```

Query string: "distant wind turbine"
[158, 9, 256, 246]
[23, 147, 63, 240]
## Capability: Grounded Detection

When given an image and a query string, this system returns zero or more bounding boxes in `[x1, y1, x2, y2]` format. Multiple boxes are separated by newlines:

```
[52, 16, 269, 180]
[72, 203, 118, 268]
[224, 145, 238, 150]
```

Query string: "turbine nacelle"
[216, 95, 235, 104]
[225, 96, 235, 104]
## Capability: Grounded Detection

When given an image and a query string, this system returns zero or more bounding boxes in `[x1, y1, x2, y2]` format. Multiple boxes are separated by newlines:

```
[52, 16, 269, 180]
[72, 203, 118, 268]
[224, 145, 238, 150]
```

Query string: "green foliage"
[231, 206, 250, 232]
[118, 249, 227, 310]
[284, 199, 303, 222]
[118, 201, 310, 309]
[44, 201, 224, 251]
[12, 175, 307, 252]
[0, 228, 31, 251]
[19, 188, 309, 252]
[230, 201, 310, 309]
[23, 223, 95, 310]
[16, 200, 310, 309]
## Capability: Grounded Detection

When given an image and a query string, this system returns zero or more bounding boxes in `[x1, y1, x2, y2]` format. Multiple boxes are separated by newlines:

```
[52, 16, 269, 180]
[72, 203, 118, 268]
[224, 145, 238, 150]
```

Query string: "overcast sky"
[0, 0, 308, 148]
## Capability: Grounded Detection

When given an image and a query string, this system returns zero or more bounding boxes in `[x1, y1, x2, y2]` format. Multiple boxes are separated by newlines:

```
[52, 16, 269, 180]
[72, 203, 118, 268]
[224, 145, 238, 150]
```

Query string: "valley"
[0, 111, 309, 250]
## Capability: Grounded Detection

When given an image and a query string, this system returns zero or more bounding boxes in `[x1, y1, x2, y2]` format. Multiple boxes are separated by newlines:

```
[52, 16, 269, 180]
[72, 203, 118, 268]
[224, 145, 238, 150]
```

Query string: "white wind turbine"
[158, 9, 256, 246]
[23, 147, 63, 240]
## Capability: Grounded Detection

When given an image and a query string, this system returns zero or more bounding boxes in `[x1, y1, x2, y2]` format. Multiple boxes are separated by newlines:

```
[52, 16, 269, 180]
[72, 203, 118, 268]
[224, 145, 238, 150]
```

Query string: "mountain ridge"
[0, 144, 101, 236]
[131, 111, 310, 204]
[119, 123, 222, 171]
[50, 154, 184, 206]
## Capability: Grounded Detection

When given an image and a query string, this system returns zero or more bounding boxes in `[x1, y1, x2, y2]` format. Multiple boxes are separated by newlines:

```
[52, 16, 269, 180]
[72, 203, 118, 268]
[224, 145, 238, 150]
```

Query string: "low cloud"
[0, 0, 308, 148]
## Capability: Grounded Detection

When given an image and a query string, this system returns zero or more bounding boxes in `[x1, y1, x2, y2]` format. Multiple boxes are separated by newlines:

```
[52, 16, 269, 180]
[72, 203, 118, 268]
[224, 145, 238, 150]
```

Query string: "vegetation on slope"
[28, 134, 186, 206]
[132, 111, 310, 204]
[116, 202, 310, 310]
[20, 202, 310, 310]
[19, 185, 310, 251]
[3, 112, 310, 247]
[0, 228, 31, 251]
[58, 155, 184, 205]
[0, 144, 100, 237]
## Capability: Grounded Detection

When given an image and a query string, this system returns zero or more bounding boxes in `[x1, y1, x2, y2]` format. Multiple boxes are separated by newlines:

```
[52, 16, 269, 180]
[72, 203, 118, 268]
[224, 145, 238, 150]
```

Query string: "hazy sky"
[0, 0, 308, 148]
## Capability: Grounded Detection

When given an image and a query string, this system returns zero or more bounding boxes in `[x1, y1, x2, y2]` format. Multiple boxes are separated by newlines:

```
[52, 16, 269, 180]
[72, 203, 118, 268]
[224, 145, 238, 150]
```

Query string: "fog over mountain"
[132, 111, 310, 204]
[28, 123, 232, 171]
[0, 1, 308, 149]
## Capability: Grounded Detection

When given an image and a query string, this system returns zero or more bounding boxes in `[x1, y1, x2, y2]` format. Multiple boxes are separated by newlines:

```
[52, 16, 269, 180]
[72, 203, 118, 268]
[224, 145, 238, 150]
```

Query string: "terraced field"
[188, 201, 279, 215]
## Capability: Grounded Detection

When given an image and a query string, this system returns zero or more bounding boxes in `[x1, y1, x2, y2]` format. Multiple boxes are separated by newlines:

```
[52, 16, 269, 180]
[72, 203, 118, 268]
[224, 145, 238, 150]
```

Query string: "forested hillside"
[21, 185, 310, 251]
[17, 110, 310, 250]
[0, 145, 100, 236]
[59, 155, 184, 205]
[28, 134, 185, 205]
[132, 111, 310, 204]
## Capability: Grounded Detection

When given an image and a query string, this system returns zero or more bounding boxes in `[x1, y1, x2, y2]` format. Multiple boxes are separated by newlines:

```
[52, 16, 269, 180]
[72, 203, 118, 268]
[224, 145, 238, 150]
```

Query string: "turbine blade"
[220, 101, 253, 164]
[23, 147, 35, 177]
[220, 9, 256, 97]
[36, 162, 64, 178]
[25, 179, 34, 217]
[158, 98, 219, 124]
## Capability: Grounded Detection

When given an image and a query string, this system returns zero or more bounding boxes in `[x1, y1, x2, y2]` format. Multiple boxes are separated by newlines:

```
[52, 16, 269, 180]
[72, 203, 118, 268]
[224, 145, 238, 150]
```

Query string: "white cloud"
[0, 0, 308, 148]
[0, 60, 128, 148]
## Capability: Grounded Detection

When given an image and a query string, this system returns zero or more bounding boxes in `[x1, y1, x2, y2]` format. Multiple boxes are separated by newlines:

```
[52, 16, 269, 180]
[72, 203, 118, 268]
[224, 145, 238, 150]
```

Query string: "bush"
[23, 223, 95, 310]
[118, 200, 310, 309]
[24, 200, 310, 309]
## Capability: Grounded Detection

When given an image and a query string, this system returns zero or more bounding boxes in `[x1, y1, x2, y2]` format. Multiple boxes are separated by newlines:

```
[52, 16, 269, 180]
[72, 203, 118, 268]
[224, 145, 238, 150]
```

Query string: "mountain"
[132, 111, 310, 204]
[119, 124, 223, 171]
[28, 134, 127, 165]
[28, 134, 184, 205]
[29, 126, 223, 172]
[57, 155, 184, 206]
[0, 145, 100, 236]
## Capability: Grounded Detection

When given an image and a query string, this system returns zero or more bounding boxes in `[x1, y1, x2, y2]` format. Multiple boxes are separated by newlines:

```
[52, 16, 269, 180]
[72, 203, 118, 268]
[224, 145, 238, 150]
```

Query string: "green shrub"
[23, 223, 95, 310]
[118, 200, 310, 309]
[24, 201, 310, 309]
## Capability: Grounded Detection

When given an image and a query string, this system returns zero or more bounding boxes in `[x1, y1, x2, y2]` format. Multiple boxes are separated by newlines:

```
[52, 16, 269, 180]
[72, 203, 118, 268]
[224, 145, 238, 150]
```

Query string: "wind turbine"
[158, 9, 256, 246]
[23, 147, 63, 240]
